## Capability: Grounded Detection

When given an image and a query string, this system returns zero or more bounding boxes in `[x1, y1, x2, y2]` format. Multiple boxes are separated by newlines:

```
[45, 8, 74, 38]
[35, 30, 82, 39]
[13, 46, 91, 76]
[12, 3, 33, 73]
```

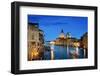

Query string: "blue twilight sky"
[28, 15, 88, 41]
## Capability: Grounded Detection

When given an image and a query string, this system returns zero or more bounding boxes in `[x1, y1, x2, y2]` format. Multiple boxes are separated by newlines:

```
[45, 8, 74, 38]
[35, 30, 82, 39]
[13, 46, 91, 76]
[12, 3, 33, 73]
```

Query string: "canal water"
[43, 45, 84, 60]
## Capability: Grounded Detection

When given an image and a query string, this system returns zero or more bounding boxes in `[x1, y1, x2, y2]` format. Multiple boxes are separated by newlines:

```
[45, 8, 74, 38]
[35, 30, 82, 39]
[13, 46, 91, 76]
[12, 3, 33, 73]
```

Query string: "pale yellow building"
[28, 23, 44, 61]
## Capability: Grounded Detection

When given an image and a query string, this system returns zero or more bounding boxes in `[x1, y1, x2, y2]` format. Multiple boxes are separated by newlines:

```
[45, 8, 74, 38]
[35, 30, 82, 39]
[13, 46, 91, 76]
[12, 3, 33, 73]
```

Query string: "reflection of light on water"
[51, 50, 54, 60]
[50, 45, 80, 59]
[83, 48, 86, 57]
[44, 41, 85, 60]
[50, 41, 55, 60]
[76, 47, 79, 55]
[67, 45, 69, 57]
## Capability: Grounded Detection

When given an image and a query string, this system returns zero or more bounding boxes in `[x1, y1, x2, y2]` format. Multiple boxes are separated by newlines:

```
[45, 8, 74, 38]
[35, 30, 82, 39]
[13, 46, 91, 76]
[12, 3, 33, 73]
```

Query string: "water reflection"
[43, 45, 85, 60]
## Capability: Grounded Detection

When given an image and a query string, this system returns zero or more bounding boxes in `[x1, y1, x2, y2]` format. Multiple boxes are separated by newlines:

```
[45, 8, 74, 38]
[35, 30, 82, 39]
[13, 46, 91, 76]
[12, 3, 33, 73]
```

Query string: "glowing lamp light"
[74, 42, 80, 47]
[32, 50, 39, 57]
[33, 51, 39, 56]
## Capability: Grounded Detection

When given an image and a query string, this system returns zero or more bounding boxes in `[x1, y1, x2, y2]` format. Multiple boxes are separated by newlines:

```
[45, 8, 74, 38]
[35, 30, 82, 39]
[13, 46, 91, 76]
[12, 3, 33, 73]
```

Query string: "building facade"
[80, 32, 88, 57]
[53, 29, 80, 47]
[28, 23, 44, 61]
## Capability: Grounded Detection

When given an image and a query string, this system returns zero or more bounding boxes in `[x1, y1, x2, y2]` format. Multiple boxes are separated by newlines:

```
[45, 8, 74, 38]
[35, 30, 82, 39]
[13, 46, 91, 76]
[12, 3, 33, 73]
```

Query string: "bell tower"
[66, 32, 71, 38]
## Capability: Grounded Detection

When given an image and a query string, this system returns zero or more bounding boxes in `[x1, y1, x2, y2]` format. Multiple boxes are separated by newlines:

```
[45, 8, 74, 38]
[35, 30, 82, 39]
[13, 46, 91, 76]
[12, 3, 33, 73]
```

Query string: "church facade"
[52, 29, 80, 47]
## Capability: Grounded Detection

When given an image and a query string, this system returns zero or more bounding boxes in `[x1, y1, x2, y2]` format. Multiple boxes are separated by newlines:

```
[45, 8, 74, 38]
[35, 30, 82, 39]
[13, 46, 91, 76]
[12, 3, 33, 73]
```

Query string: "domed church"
[59, 29, 66, 39]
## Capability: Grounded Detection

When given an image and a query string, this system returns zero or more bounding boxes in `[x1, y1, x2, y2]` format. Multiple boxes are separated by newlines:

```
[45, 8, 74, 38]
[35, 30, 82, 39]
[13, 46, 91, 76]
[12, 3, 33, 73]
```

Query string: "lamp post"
[50, 41, 55, 60]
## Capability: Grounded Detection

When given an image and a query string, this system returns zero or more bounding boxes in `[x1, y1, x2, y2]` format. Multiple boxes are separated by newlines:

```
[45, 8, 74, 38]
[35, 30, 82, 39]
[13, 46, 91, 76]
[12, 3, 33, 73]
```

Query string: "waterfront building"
[80, 32, 88, 49]
[80, 32, 88, 57]
[54, 29, 80, 47]
[28, 23, 44, 61]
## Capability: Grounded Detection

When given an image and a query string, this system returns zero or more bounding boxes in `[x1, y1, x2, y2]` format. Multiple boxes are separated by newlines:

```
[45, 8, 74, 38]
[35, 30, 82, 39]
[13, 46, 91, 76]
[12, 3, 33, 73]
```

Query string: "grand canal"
[43, 45, 85, 60]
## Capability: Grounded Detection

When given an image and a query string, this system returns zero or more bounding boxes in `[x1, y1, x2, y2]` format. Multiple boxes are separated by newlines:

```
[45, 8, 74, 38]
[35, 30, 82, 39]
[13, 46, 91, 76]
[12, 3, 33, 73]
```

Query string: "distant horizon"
[28, 15, 88, 41]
